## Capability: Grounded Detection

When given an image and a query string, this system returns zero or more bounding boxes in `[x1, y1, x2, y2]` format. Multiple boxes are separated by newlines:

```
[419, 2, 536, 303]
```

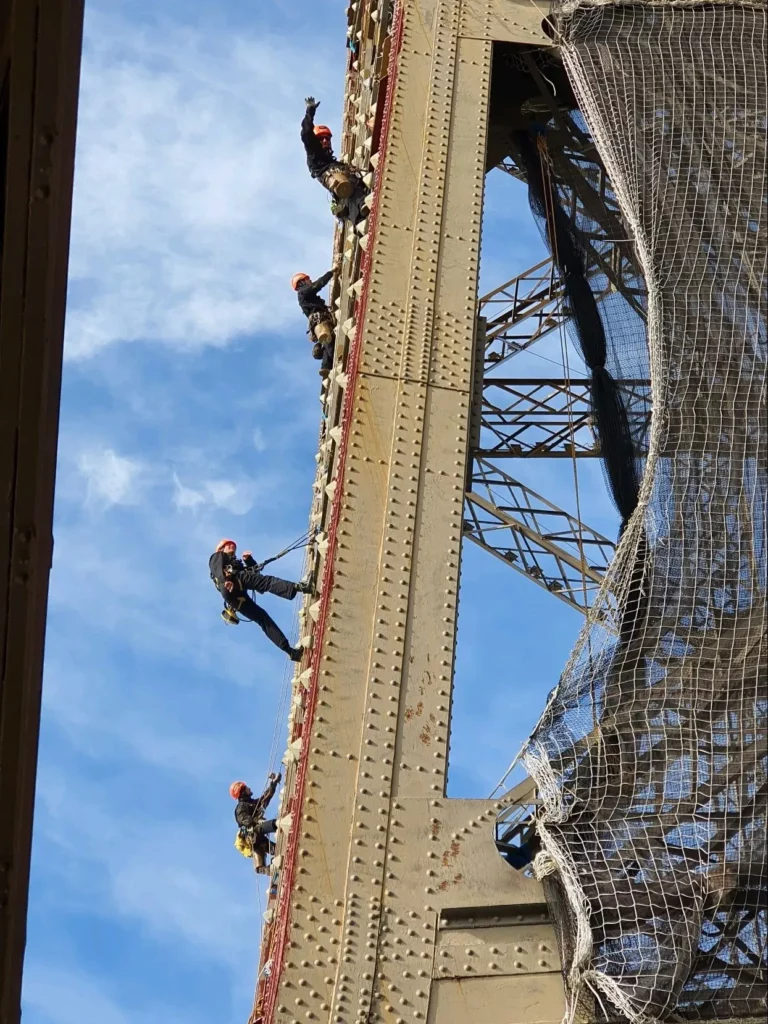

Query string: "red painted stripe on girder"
[258, 6, 406, 1022]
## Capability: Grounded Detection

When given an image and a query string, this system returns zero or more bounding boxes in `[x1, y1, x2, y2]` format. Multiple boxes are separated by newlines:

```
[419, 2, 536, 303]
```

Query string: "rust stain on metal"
[437, 874, 463, 892]
[441, 840, 461, 867]
[419, 712, 436, 745]
[404, 700, 424, 722]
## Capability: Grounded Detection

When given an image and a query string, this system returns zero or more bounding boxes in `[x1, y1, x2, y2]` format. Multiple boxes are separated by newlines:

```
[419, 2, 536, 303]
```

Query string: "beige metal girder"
[257, 3, 566, 1024]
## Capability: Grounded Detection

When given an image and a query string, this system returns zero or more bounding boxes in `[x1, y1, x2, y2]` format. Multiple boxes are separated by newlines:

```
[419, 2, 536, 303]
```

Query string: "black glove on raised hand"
[305, 95, 319, 112]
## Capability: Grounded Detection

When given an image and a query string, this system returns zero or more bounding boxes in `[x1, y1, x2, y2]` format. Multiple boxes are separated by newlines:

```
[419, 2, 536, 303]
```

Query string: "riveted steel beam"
[258, 4, 567, 1024]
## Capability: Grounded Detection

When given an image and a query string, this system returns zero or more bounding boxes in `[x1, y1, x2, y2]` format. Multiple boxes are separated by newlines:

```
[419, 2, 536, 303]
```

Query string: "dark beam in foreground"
[0, 4, 83, 1022]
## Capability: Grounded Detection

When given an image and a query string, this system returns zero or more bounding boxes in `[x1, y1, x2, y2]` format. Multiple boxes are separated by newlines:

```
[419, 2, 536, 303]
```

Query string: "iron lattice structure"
[246, 3, 767, 1024]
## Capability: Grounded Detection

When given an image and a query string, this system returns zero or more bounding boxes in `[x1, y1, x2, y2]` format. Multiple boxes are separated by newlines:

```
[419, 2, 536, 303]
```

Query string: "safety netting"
[511, 122, 650, 532]
[521, 2, 768, 1022]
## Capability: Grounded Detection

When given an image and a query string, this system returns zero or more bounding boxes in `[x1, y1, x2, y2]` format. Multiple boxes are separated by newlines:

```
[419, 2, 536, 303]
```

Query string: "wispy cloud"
[77, 447, 148, 507]
[172, 472, 259, 516]
[66, 8, 341, 360]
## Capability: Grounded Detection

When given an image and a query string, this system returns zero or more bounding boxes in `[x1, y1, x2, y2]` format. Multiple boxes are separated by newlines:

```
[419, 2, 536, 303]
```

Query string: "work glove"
[305, 96, 319, 112]
[269, 772, 282, 782]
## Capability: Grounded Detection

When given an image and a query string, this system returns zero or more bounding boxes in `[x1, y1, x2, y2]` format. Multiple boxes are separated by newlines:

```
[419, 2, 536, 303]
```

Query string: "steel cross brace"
[479, 377, 651, 459]
[472, 139, 650, 614]
[465, 459, 618, 623]
[481, 256, 569, 372]
[480, 376, 597, 458]
[496, 112, 648, 326]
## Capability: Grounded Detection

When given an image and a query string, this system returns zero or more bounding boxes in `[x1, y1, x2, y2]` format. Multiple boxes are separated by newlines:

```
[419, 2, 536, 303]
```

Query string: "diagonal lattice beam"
[465, 459, 618, 624]
[480, 257, 568, 372]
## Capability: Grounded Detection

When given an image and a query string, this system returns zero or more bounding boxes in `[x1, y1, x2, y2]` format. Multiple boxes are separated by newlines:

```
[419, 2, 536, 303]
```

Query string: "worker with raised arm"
[231, 776, 282, 874]
[291, 258, 340, 376]
[301, 96, 365, 221]
[208, 539, 310, 662]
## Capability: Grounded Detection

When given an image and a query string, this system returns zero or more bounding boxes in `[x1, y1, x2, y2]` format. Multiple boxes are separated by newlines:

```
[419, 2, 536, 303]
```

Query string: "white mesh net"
[521, 2, 767, 1022]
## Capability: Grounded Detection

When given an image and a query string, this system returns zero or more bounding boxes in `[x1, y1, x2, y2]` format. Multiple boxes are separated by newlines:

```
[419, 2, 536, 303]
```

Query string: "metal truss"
[494, 777, 539, 872]
[479, 377, 651, 459]
[480, 377, 598, 458]
[472, 111, 652, 615]
[481, 257, 569, 372]
[468, 265, 620, 615]
[468, 256, 625, 616]
[465, 459, 617, 622]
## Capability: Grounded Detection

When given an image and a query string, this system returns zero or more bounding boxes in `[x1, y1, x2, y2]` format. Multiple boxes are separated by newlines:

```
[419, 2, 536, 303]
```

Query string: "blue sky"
[23, 3, 618, 1023]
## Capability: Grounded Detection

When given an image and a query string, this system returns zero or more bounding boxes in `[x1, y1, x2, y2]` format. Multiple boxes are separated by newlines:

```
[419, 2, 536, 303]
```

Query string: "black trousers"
[252, 818, 277, 836]
[227, 572, 297, 654]
[311, 340, 334, 371]
[241, 570, 297, 599]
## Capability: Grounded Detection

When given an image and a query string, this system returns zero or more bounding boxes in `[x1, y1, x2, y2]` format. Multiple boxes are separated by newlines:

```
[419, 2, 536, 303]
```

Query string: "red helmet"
[216, 538, 237, 553]
[291, 273, 311, 291]
[230, 781, 248, 800]
[313, 124, 332, 139]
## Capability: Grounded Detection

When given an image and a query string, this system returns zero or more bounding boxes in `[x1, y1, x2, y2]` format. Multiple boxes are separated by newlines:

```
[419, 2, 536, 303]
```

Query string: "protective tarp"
[522, 2, 768, 1021]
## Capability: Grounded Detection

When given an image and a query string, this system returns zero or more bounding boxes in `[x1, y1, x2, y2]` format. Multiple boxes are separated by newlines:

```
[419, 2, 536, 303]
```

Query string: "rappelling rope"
[488, 138, 594, 802]
[537, 134, 592, 620]
[255, 528, 315, 572]
[264, 528, 317, 778]
[249, 563, 307, 1007]
[266, 623, 297, 779]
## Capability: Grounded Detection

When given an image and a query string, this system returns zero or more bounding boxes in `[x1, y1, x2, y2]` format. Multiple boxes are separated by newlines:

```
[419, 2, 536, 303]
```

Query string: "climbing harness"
[308, 310, 334, 346]
[213, 528, 317, 625]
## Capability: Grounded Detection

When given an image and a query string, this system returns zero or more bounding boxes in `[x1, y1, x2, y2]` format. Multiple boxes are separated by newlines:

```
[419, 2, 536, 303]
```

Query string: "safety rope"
[488, 136, 593, 803]
[537, 134, 592, 619]
[255, 528, 315, 572]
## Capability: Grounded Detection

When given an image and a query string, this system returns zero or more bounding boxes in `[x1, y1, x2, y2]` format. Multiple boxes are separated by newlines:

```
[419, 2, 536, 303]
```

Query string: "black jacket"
[301, 107, 335, 179]
[296, 271, 333, 318]
[235, 777, 279, 830]
[209, 551, 242, 591]
[209, 551, 263, 594]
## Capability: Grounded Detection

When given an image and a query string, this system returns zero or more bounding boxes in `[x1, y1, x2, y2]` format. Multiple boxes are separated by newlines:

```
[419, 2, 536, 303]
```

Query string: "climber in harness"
[291, 265, 337, 376]
[231, 776, 281, 874]
[208, 539, 311, 662]
[301, 96, 366, 223]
